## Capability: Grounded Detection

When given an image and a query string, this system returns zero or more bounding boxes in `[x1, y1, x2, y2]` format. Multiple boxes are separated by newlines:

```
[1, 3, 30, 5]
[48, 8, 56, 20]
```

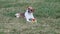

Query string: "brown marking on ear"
[31, 9, 35, 12]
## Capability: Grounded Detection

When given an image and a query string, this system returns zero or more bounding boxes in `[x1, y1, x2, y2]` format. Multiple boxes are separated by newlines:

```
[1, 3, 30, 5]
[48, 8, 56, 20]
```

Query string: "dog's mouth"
[28, 11, 31, 13]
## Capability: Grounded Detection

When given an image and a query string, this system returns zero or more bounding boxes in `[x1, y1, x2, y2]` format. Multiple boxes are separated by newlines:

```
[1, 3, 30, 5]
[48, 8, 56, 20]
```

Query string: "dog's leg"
[15, 13, 20, 18]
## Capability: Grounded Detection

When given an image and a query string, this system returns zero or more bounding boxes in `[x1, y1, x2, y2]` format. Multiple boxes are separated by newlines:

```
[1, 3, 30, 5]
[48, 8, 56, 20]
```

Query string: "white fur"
[15, 13, 20, 18]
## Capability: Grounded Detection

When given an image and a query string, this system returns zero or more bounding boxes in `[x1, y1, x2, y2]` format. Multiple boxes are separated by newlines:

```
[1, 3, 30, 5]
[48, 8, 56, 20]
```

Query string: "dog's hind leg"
[15, 13, 20, 18]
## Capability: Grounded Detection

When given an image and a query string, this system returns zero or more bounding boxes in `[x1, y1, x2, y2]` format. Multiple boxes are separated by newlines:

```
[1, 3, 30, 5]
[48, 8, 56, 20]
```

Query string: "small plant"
[30, 18, 37, 23]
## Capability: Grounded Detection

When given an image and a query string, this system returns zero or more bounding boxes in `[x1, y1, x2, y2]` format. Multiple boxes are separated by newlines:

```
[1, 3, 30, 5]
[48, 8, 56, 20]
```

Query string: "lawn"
[0, 0, 60, 34]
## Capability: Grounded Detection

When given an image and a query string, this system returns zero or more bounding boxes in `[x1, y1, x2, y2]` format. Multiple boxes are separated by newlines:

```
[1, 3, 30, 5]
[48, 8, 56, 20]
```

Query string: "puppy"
[15, 6, 35, 22]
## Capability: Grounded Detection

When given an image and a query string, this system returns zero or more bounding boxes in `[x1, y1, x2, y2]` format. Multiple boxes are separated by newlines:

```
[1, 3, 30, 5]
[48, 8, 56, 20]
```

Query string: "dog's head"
[27, 6, 34, 13]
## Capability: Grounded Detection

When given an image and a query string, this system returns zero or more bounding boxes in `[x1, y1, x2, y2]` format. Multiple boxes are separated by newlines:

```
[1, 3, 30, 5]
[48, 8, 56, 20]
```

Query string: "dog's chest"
[25, 12, 33, 18]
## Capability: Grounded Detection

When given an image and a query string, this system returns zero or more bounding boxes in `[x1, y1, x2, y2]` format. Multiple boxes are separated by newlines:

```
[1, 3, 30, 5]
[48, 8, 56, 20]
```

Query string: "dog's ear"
[31, 9, 35, 12]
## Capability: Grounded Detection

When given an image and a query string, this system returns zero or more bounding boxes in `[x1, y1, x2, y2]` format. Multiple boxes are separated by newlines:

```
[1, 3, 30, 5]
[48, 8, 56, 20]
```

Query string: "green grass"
[0, 0, 60, 34]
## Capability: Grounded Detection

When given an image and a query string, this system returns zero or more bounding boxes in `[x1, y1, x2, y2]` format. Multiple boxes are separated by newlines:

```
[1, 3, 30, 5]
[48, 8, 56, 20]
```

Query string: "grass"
[0, 0, 60, 34]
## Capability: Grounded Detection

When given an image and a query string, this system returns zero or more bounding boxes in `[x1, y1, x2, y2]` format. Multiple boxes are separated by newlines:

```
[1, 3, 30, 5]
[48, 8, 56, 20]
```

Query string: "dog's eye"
[31, 10, 32, 11]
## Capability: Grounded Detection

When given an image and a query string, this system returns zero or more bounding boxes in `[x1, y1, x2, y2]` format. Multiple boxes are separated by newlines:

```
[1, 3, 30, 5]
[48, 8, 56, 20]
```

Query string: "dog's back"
[20, 13, 25, 17]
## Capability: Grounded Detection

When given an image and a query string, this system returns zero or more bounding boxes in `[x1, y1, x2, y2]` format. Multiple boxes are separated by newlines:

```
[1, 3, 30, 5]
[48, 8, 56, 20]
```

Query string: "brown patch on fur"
[20, 13, 25, 18]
